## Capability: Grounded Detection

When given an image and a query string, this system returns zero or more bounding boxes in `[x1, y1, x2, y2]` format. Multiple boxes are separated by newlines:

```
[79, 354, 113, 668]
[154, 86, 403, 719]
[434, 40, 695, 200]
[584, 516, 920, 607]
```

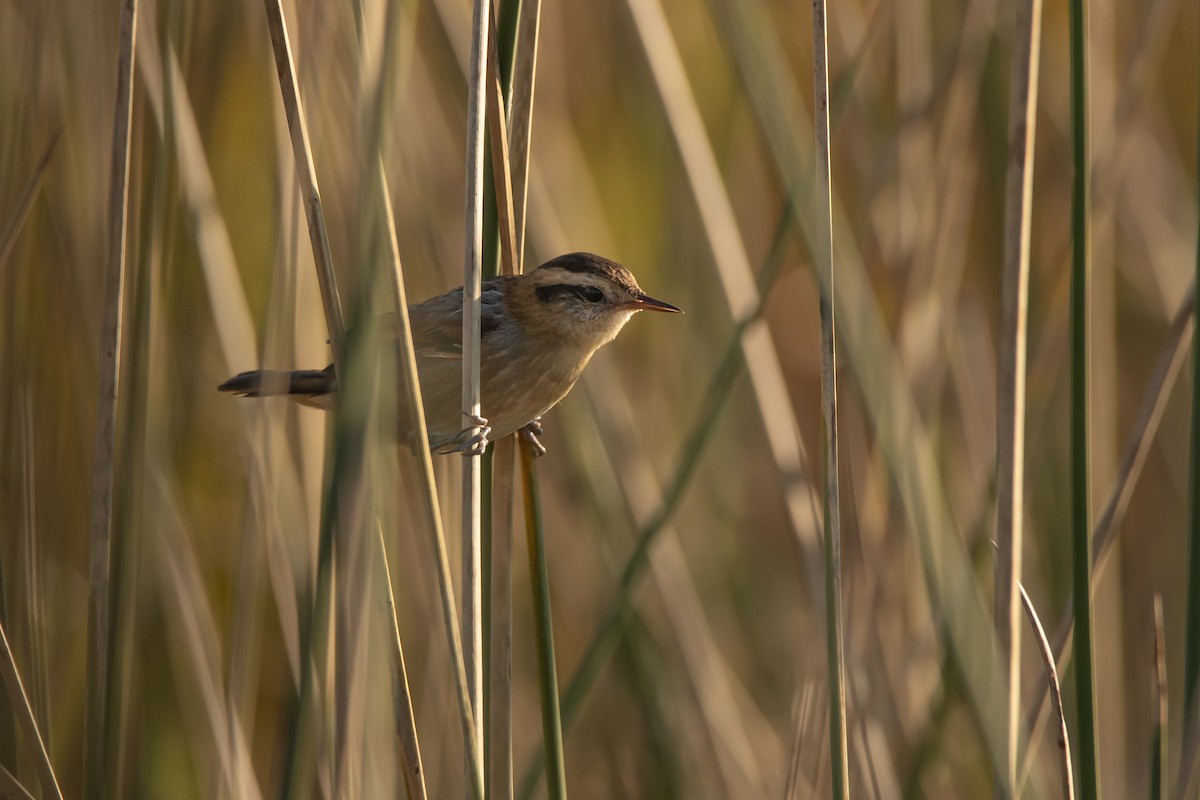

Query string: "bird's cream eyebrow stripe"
[535, 283, 600, 303]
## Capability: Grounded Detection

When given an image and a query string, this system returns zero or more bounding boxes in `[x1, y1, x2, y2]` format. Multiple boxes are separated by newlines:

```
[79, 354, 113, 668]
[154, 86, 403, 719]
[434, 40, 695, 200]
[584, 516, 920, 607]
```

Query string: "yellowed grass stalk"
[261, 0, 346, 361]
[995, 0, 1043, 791]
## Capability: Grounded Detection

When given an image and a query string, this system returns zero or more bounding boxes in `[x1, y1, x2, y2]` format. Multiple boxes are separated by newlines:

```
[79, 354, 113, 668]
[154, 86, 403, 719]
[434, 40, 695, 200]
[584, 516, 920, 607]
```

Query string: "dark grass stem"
[1020, 283, 1196, 792]
[996, 0, 1043, 791]
[520, 440, 568, 800]
[1152, 595, 1167, 800]
[87, 0, 137, 795]
[1067, 0, 1098, 792]
[810, 0, 848, 795]
[1183, 19, 1200, 743]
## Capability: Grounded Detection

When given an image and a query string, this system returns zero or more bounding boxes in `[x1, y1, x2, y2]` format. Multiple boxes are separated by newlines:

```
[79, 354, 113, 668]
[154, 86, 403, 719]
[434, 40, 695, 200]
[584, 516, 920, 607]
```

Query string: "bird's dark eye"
[582, 286, 604, 303]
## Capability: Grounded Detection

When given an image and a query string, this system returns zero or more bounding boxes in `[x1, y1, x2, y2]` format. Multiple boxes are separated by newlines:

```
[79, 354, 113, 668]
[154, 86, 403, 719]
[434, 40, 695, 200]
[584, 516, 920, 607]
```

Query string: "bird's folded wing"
[381, 278, 510, 360]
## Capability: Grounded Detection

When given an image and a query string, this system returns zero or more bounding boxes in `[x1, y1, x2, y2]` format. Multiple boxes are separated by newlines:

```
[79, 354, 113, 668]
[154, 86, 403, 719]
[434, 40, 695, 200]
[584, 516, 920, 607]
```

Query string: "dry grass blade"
[0, 130, 59, 271]
[260, 0, 346, 361]
[0, 764, 34, 800]
[1019, 585, 1074, 800]
[995, 0, 1043, 789]
[377, 164, 483, 799]
[0, 619, 61, 799]
[487, 25, 519, 278]
[87, 0, 138, 793]
[376, 525, 428, 800]
[506, 0, 542, 265]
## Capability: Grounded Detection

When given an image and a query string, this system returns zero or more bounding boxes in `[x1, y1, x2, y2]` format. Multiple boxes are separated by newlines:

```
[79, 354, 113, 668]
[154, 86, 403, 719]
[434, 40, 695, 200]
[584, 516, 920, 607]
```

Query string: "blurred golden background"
[0, 0, 1198, 796]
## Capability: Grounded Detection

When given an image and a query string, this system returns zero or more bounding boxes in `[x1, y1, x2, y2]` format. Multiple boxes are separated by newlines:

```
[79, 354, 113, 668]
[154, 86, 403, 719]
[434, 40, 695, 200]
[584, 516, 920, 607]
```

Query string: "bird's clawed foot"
[520, 418, 547, 457]
[446, 413, 492, 456]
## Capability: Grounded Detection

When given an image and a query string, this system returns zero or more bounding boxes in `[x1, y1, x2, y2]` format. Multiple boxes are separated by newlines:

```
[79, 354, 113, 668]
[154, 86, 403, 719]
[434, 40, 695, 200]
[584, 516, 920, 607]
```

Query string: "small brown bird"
[218, 252, 681, 455]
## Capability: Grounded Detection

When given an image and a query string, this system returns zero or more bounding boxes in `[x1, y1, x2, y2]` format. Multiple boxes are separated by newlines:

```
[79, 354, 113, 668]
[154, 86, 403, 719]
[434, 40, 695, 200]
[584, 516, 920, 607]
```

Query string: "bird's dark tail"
[218, 367, 335, 400]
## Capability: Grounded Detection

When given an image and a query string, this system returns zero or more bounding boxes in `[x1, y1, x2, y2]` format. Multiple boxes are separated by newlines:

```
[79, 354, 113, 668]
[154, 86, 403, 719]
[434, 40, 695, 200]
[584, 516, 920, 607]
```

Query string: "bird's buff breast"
[415, 339, 589, 444]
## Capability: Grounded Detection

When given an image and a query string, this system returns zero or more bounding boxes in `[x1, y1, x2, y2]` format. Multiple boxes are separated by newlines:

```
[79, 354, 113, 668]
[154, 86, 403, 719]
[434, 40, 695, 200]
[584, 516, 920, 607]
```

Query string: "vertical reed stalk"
[462, 0, 491, 785]
[996, 0, 1043, 792]
[810, 0, 848, 796]
[1068, 0, 1098, 791]
[87, 0, 137, 794]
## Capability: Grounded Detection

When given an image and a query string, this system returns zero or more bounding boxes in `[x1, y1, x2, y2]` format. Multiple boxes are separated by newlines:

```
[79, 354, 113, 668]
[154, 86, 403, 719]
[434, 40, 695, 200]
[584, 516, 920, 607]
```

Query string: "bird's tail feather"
[218, 368, 334, 398]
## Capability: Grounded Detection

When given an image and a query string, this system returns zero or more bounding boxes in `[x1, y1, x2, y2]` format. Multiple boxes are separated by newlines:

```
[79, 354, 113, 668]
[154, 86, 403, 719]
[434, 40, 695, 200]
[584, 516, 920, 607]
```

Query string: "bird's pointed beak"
[627, 293, 683, 313]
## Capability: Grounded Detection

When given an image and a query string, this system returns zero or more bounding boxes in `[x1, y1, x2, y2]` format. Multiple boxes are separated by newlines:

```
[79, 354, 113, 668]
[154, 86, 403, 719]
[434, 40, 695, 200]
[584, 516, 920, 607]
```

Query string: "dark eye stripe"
[536, 284, 603, 304]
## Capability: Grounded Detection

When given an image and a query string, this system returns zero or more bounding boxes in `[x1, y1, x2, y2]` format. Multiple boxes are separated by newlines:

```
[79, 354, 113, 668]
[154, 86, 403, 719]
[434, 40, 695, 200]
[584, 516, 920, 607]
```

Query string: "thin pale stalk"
[0, 619, 61, 799]
[1019, 586, 1074, 800]
[0, 130, 59, 271]
[462, 0, 490, 786]
[810, 0, 848, 795]
[1151, 595, 1167, 800]
[996, 0, 1043, 791]
[1067, 0, 1098, 791]
[87, 0, 137, 794]
[520, 439, 568, 800]
[376, 525, 429, 800]
[0, 765, 33, 800]
[378, 167, 484, 799]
